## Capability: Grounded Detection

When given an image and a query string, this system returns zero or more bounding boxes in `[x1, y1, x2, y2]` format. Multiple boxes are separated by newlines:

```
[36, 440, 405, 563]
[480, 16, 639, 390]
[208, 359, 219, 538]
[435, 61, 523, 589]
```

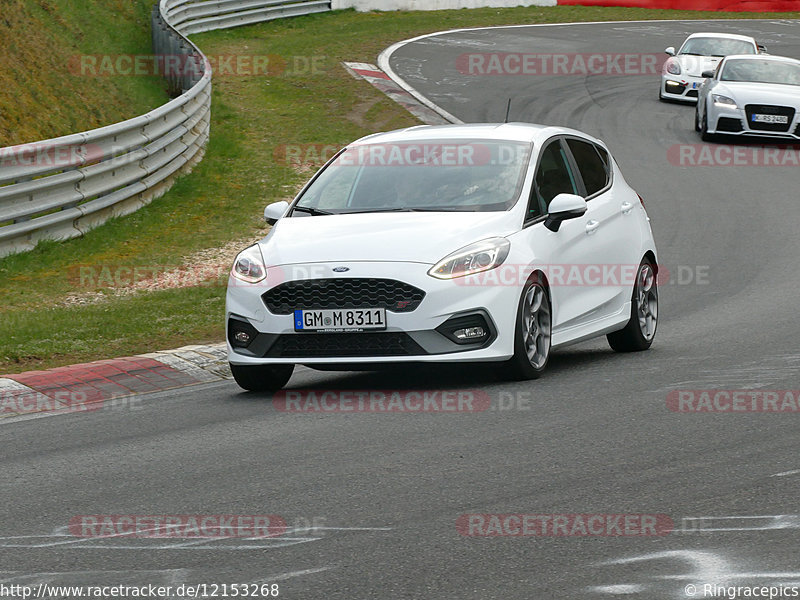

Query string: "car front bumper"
[226, 261, 522, 365]
[661, 74, 705, 102]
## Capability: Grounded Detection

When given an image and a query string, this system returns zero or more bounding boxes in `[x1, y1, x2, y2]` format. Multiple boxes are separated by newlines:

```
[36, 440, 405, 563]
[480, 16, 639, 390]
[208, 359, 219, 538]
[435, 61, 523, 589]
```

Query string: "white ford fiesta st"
[660, 32, 761, 103]
[226, 123, 659, 391]
[696, 54, 800, 141]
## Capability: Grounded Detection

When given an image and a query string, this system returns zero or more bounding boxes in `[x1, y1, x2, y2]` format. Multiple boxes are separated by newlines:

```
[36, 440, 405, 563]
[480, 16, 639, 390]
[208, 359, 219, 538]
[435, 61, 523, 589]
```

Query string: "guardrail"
[0, 0, 331, 257]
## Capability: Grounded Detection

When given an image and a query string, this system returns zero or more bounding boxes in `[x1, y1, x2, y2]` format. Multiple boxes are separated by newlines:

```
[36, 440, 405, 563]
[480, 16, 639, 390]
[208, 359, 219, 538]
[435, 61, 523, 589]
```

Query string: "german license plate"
[752, 114, 788, 124]
[294, 308, 387, 332]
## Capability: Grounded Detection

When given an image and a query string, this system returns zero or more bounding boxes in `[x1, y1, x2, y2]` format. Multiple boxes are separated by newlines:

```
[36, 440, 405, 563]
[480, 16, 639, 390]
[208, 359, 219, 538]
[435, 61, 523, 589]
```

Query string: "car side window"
[532, 139, 579, 217]
[566, 139, 610, 198]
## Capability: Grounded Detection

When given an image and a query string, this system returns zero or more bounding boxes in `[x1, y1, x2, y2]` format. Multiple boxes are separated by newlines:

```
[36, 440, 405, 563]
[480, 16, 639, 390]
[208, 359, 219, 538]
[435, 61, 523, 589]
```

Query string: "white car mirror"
[665, 46, 676, 56]
[545, 193, 587, 232]
[264, 201, 290, 225]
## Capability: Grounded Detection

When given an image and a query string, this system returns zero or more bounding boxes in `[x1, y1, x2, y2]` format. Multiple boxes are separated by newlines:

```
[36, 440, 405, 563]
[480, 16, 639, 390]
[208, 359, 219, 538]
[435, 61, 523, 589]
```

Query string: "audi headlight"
[231, 244, 267, 283]
[712, 94, 737, 108]
[429, 238, 510, 279]
[665, 58, 681, 75]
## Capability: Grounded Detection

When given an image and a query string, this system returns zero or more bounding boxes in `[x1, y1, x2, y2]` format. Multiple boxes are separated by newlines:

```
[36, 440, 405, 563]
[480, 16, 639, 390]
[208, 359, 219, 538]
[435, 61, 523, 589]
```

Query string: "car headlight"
[428, 238, 510, 280]
[712, 94, 737, 108]
[665, 58, 681, 75]
[231, 244, 267, 283]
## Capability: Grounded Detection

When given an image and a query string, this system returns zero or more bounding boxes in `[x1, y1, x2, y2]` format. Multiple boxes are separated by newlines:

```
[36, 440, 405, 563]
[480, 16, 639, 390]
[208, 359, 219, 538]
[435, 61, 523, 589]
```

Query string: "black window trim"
[524, 135, 583, 227]
[561, 135, 613, 201]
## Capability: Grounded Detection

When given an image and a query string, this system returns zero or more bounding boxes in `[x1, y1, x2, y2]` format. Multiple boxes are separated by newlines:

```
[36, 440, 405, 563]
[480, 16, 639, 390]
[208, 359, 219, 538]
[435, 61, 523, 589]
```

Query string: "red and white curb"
[343, 62, 454, 125]
[0, 343, 230, 419]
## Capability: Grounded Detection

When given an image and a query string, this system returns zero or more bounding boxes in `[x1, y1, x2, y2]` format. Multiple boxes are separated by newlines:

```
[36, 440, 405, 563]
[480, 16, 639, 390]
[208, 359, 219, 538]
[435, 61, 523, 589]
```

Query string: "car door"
[564, 136, 641, 323]
[523, 136, 616, 335]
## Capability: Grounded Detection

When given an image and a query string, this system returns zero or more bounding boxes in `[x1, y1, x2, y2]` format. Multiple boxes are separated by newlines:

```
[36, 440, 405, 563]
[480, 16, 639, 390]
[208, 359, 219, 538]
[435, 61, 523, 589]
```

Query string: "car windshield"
[720, 58, 800, 85]
[679, 37, 756, 57]
[292, 140, 532, 214]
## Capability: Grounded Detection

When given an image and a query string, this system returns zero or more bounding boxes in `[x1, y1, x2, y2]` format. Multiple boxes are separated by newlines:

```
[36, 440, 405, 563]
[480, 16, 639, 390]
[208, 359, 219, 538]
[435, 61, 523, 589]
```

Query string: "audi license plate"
[294, 308, 387, 332]
[752, 114, 789, 124]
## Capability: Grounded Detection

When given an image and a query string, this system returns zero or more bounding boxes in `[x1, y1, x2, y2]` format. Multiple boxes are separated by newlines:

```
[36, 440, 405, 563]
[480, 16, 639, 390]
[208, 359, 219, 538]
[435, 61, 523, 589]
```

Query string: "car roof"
[350, 123, 604, 148]
[683, 32, 757, 43]
[722, 53, 800, 65]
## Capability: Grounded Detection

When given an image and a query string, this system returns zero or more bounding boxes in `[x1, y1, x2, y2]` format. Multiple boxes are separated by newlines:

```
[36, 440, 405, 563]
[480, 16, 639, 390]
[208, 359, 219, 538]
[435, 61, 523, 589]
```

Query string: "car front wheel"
[700, 111, 715, 142]
[230, 363, 294, 392]
[607, 260, 658, 352]
[506, 279, 551, 380]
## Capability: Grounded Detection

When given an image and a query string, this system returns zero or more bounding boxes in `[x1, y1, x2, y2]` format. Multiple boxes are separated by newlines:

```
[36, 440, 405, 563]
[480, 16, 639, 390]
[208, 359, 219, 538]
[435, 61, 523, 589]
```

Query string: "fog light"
[665, 80, 685, 92]
[436, 312, 495, 346]
[454, 327, 486, 340]
[228, 316, 259, 349]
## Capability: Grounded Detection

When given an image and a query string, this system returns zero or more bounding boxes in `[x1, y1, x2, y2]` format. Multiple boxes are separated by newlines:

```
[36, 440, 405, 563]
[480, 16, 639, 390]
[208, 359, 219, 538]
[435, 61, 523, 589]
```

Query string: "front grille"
[794, 123, 800, 137]
[717, 117, 743, 132]
[745, 104, 794, 132]
[263, 278, 425, 315]
[266, 332, 426, 358]
[686, 89, 699, 98]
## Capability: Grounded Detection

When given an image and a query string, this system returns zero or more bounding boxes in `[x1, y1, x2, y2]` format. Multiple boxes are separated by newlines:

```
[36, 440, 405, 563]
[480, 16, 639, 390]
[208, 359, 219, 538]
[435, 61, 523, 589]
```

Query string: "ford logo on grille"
[332, 266, 350, 273]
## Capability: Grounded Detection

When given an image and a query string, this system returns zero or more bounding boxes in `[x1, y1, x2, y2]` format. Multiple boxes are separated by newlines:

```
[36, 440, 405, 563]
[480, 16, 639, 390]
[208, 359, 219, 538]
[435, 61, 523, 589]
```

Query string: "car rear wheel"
[694, 107, 701, 131]
[607, 259, 658, 352]
[230, 363, 294, 392]
[506, 279, 551, 380]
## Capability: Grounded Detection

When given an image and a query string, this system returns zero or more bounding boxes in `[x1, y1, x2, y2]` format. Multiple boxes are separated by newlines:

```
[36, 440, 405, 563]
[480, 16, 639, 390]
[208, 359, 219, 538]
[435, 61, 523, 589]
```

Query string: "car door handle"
[585, 220, 600, 234]
[621, 201, 634, 215]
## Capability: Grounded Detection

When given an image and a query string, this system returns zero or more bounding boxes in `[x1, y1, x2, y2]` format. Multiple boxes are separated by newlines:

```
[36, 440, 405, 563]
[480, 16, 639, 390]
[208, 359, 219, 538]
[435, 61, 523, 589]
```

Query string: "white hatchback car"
[696, 54, 800, 141]
[226, 124, 659, 391]
[661, 32, 761, 103]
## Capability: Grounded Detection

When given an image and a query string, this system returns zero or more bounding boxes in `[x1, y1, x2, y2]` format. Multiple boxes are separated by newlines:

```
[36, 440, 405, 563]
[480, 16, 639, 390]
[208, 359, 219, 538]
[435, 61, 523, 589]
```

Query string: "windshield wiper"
[340, 207, 417, 214]
[292, 206, 334, 216]
[681, 52, 703, 56]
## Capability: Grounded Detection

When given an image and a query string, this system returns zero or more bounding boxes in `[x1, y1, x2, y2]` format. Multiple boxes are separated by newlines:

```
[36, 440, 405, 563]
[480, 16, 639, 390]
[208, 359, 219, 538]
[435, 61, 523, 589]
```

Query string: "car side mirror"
[264, 200, 290, 226]
[665, 47, 676, 56]
[701, 70, 715, 79]
[544, 193, 588, 232]
[757, 44, 768, 54]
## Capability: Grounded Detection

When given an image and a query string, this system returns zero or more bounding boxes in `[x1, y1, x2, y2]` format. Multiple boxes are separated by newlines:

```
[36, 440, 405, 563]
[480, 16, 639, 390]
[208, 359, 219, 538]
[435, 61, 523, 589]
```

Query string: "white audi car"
[696, 54, 800, 141]
[226, 124, 659, 391]
[660, 32, 762, 103]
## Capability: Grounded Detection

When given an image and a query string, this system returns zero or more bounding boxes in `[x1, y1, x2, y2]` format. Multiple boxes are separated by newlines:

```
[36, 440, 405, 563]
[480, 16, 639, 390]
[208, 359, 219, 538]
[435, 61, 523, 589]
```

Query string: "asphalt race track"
[3, 19, 800, 600]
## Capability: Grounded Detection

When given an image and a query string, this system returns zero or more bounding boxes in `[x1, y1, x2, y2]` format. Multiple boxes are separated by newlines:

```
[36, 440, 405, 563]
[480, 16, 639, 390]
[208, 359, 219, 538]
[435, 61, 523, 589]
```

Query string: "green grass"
[1, 5, 798, 373]
[0, 0, 169, 146]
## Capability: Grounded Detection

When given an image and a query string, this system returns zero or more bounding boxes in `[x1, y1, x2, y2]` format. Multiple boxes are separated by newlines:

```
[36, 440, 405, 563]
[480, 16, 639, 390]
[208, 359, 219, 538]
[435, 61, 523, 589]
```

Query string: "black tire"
[505, 278, 551, 380]
[607, 259, 658, 352]
[700, 112, 715, 142]
[230, 363, 294, 392]
[694, 107, 701, 132]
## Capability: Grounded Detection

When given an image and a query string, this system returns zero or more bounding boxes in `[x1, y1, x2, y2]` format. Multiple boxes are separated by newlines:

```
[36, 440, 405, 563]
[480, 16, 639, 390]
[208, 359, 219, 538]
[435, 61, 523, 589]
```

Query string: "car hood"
[677, 55, 724, 77]
[716, 82, 800, 107]
[259, 210, 520, 265]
